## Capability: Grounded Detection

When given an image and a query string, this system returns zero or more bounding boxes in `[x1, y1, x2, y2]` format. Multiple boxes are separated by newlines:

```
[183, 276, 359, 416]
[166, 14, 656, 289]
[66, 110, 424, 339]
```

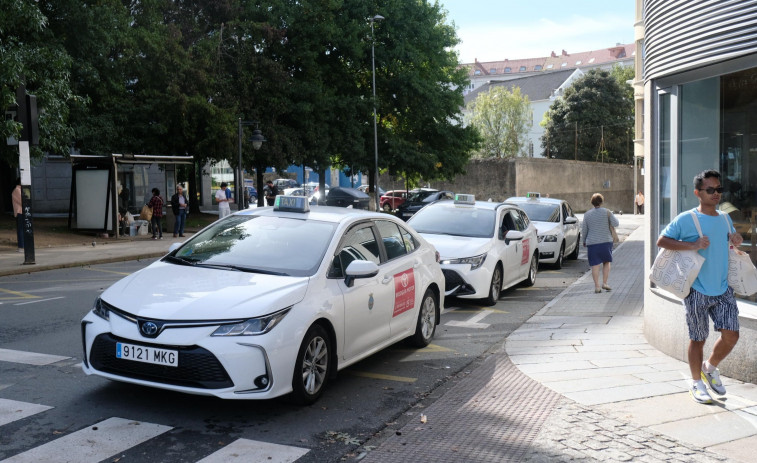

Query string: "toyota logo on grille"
[141, 321, 159, 337]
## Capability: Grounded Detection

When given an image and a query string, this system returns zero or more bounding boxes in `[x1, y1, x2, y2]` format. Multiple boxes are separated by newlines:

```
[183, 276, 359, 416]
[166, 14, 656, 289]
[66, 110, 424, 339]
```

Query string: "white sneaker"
[701, 367, 726, 396]
[690, 380, 713, 404]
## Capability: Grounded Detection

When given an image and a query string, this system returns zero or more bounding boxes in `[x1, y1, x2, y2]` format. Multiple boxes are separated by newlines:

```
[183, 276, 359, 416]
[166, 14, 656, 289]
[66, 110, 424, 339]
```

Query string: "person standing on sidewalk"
[216, 182, 231, 218]
[171, 184, 189, 237]
[581, 193, 619, 293]
[147, 188, 164, 240]
[635, 190, 645, 214]
[12, 178, 23, 252]
[657, 169, 742, 404]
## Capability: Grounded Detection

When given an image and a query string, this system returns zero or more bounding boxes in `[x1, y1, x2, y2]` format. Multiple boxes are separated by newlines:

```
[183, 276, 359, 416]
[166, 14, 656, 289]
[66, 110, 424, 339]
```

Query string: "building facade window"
[519, 66, 527, 71]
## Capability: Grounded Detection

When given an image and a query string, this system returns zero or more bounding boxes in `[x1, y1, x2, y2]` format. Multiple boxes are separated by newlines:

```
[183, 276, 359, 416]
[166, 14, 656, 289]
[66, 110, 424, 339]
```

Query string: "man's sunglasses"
[698, 187, 724, 194]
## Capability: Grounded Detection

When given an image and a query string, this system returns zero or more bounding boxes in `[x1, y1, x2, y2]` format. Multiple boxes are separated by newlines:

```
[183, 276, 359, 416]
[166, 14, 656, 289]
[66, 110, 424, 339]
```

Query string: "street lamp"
[238, 118, 265, 210]
[370, 14, 384, 211]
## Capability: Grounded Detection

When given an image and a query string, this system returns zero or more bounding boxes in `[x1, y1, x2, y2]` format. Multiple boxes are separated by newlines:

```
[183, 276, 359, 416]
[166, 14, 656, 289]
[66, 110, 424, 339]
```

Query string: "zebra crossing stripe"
[0, 348, 70, 366]
[0, 398, 53, 427]
[0, 417, 172, 463]
[196, 438, 309, 463]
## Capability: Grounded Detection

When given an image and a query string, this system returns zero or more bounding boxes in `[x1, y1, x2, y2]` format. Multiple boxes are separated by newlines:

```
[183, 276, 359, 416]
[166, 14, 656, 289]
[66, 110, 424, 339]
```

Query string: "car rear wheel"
[291, 324, 331, 405]
[409, 289, 437, 347]
[484, 264, 503, 306]
[553, 243, 565, 269]
[568, 234, 580, 260]
[522, 253, 538, 287]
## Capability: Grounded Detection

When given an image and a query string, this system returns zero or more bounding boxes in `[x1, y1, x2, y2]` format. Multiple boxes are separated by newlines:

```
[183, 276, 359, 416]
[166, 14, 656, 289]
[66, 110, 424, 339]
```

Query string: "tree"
[540, 68, 633, 163]
[0, 0, 77, 165]
[467, 86, 532, 158]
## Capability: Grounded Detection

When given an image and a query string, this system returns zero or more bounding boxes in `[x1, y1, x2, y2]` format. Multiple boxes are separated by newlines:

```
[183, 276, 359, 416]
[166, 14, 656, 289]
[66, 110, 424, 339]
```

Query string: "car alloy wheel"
[292, 324, 330, 404]
[410, 289, 437, 347]
[485, 265, 502, 306]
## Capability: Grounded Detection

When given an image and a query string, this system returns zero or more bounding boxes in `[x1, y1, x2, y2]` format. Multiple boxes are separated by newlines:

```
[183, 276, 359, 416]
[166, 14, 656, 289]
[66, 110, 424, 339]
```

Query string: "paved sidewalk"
[360, 220, 757, 462]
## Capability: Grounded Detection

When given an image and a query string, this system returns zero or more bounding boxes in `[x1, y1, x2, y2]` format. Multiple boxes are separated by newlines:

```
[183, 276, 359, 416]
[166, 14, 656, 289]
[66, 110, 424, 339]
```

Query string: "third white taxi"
[407, 194, 539, 306]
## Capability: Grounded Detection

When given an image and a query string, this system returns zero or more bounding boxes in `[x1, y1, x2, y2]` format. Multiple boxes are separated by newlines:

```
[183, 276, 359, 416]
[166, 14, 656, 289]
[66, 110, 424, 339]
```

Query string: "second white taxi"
[81, 196, 444, 404]
[407, 194, 539, 306]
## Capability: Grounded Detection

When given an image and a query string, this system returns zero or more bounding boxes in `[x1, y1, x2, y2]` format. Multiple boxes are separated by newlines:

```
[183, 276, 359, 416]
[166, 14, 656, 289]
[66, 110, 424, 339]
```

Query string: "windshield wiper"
[194, 263, 290, 276]
[163, 255, 197, 266]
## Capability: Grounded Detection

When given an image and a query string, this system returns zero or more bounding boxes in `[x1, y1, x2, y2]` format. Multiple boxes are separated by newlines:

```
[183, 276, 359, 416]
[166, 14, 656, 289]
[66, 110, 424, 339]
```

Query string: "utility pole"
[13, 85, 39, 265]
[574, 121, 578, 160]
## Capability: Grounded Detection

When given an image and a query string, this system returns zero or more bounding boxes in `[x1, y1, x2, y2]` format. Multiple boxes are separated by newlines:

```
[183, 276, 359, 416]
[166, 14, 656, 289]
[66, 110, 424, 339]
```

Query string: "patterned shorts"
[683, 287, 739, 341]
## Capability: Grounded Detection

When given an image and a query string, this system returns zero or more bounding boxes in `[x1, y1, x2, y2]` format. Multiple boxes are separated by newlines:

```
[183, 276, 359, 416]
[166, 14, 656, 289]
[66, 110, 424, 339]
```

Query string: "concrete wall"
[381, 157, 636, 213]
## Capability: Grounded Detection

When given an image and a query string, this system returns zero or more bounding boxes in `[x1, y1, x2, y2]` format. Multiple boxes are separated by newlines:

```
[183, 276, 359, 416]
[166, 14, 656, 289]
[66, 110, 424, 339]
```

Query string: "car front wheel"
[484, 264, 502, 306]
[409, 289, 437, 347]
[553, 243, 564, 269]
[291, 324, 331, 405]
[382, 204, 392, 212]
[522, 253, 538, 287]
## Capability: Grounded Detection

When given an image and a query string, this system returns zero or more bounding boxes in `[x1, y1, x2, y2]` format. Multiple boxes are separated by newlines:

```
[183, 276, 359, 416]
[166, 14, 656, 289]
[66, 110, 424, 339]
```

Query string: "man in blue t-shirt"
[657, 169, 742, 404]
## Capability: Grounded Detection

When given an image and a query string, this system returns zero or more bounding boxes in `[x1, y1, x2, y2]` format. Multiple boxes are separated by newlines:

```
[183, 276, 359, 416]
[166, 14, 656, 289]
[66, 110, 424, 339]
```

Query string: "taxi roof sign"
[454, 193, 476, 205]
[526, 192, 541, 199]
[274, 195, 310, 213]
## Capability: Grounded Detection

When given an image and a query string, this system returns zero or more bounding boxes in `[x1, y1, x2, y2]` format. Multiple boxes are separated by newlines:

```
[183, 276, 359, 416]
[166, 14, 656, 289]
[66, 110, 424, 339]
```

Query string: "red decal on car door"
[393, 269, 416, 317]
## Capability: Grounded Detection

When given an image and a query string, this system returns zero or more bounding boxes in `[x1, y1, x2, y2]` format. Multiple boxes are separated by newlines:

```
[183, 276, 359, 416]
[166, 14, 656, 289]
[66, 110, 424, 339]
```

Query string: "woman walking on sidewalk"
[581, 193, 619, 293]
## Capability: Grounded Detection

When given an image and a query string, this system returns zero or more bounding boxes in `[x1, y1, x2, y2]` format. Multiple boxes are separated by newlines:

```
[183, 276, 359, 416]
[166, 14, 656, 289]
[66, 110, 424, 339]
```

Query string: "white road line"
[0, 417, 172, 463]
[0, 399, 53, 427]
[445, 309, 494, 329]
[0, 348, 70, 366]
[197, 438, 309, 463]
[14, 297, 65, 306]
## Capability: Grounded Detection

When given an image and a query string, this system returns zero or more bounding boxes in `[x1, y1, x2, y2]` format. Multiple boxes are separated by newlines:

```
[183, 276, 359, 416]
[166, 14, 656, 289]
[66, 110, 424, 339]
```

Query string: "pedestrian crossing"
[0, 397, 309, 463]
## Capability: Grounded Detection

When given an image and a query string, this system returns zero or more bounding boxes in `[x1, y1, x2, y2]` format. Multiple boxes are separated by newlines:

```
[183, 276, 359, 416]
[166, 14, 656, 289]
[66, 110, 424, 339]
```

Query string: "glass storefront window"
[663, 66, 757, 301]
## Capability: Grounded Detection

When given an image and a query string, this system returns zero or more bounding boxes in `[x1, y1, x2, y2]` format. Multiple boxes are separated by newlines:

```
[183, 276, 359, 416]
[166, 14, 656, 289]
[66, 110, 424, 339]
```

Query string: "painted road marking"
[197, 438, 309, 463]
[0, 348, 71, 366]
[346, 371, 417, 383]
[82, 267, 131, 276]
[14, 296, 65, 306]
[0, 288, 38, 301]
[0, 399, 53, 427]
[395, 343, 453, 353]
[445, 309, 494, 329]
[0, 417, 172, 463]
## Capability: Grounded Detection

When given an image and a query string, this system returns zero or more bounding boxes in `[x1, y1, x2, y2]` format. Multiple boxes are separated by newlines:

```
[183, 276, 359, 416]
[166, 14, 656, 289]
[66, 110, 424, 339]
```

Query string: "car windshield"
[517, 203, 560, 222]
[407, 191, 436, 202]
[167, 215, 337, 277]
[408, 206, 496, 238]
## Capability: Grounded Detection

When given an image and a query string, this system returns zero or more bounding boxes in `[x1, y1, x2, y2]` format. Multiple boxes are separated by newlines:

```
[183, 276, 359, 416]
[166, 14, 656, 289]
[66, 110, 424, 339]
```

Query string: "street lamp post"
[237, 118, 265, 210]
[370, 14, 384, 211]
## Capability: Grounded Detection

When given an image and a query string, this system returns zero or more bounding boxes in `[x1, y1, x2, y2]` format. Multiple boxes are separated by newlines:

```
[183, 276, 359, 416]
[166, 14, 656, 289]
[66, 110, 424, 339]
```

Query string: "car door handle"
[382, 275, 393, 284]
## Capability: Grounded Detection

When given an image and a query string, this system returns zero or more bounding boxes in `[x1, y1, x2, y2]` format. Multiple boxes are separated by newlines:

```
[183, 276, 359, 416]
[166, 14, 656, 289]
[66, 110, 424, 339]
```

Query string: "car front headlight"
[441, 253, 487, 270]
[539, 234, 558, 243]
[211, 308, 291, 336]
[92, 297, 110, 320]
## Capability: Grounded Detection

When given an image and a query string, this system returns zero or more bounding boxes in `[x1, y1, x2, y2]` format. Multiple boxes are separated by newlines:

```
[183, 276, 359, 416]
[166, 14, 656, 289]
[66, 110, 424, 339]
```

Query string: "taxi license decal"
[393, 269, 416, 317]
[521, 239, 530, 265]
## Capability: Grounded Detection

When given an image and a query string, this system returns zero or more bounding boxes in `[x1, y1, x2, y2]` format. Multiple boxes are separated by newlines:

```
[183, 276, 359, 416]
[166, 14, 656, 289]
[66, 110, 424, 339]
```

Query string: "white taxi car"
[506, 193, 580, 269]
[407, 195, 539, 306]
[81, 196, 444, 404]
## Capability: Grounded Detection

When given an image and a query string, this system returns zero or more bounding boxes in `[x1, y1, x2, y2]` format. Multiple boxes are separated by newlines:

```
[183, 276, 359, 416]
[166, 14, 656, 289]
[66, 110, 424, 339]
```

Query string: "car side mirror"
[504, 230, 525, 245]
[564, 216, 578, 224]
[344, 260, 379, 288]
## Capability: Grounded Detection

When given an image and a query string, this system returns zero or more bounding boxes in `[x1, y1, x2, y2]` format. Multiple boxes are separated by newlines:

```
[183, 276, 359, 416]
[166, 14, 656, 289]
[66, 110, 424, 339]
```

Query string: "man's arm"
[657, 235, 709, 251]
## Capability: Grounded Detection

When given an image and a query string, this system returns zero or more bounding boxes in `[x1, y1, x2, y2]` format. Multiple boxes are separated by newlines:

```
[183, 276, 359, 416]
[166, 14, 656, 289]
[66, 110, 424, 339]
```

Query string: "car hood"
[100, 261, 309, 320]
[419, 233, 491, 259]
[532, 221, 562, 236]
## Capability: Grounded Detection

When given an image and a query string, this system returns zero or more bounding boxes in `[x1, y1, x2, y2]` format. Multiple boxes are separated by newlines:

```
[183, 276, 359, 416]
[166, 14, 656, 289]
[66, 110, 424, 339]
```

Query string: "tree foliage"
[467, 86, 531, 158]
[540, 67, 633, 163]
[1, 0, 478, 194]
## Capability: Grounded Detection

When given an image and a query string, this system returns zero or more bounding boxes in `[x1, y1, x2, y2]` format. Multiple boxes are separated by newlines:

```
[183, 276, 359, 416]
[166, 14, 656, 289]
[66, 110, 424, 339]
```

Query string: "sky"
[437, 0, 636, 63]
